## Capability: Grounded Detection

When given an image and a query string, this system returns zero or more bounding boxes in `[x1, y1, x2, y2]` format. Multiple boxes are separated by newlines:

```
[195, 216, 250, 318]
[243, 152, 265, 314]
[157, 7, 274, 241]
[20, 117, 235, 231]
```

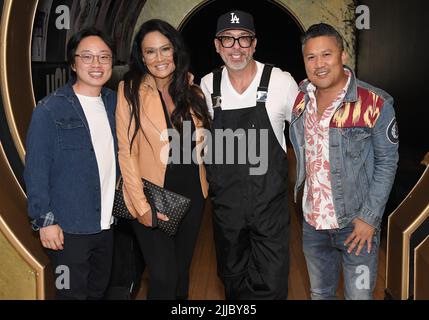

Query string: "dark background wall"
[181, 0, 305, 85]
[357, 0, 429, 212]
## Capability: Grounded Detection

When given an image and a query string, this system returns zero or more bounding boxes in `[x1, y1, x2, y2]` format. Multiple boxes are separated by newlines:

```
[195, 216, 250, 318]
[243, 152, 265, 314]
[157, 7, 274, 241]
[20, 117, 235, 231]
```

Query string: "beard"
[220, 51, 253, 71]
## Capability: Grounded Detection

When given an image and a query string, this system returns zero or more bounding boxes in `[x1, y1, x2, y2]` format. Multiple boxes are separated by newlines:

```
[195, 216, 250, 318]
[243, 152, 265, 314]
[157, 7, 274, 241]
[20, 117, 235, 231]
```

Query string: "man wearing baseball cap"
[200, 10, 298, 299]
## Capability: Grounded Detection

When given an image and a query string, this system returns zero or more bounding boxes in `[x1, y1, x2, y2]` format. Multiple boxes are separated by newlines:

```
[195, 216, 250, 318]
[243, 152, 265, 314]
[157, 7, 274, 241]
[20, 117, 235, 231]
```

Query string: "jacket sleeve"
[358, 97, 399, 229]
[24, 103, 58, 230]
[116, 81, 151, 217]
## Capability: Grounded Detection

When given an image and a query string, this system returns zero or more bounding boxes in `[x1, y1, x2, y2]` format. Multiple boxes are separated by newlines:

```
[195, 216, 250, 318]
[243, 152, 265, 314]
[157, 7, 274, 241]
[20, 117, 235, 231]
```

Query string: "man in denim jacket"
[24, 28, 118, 299]
[289, 23, 398, 299]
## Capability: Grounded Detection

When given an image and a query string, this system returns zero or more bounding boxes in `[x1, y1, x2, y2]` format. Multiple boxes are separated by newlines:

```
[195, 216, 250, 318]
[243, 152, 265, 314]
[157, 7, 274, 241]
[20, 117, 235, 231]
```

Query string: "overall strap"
[211, 67, 223, 109]
[256, 64, 274, 108]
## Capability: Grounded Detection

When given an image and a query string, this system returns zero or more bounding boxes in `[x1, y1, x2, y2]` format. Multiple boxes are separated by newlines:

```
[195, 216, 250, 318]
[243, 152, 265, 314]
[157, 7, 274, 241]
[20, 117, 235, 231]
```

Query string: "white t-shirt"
[76, 93, 116, 230]
[200, 60, 299, 151]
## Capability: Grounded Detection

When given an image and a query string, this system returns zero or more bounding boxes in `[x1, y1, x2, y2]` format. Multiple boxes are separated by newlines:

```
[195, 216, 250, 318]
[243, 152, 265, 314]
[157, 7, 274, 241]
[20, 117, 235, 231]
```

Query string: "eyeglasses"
[142, 45, 174, 60]
[216, 35, 255, 48]
[75, 53, 112, 64]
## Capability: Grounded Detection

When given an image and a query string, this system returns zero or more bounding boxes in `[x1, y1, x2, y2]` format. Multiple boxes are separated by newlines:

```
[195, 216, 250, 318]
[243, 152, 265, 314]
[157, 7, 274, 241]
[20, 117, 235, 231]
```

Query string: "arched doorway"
[179, 0, 306, 84]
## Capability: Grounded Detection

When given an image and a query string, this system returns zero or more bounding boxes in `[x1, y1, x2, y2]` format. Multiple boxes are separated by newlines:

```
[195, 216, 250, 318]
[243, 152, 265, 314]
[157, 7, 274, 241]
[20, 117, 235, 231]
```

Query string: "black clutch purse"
[112, 177, 136, 220]
[112, 177, 191, 237]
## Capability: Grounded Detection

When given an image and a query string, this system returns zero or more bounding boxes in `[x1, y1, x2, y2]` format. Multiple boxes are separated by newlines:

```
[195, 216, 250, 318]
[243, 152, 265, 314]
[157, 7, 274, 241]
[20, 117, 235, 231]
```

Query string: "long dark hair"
[123, 19, 211, 151]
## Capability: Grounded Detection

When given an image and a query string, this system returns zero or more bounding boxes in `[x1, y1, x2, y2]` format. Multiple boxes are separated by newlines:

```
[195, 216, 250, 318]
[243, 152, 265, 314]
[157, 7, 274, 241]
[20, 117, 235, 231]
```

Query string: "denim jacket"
[24, 81, 118, 234]
[289, 66, 399, 230]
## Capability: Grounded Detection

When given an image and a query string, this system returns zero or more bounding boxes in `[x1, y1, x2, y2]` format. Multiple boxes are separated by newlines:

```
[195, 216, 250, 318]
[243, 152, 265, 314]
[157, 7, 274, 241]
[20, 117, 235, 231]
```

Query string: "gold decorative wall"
[0, 0, 50, 300]
[386, 152, 429, 299]
[414, 235, 429, 299]
[0, 230, 37, 299]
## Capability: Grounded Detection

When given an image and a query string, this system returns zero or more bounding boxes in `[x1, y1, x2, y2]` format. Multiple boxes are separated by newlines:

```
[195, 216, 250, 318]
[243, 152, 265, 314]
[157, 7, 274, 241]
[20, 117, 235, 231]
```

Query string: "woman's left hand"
[187, 72, 194, 85]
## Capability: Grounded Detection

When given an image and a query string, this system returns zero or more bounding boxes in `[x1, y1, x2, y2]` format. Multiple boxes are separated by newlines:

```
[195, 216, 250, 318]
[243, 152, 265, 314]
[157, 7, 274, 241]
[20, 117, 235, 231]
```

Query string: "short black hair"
[66, 27, 115, 78]
[301, 23, 344, 51]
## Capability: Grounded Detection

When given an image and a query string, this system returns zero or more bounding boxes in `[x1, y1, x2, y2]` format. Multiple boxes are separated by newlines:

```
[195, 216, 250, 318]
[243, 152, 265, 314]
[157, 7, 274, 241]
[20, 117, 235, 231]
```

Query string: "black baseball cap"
[216, 10, 255, 36]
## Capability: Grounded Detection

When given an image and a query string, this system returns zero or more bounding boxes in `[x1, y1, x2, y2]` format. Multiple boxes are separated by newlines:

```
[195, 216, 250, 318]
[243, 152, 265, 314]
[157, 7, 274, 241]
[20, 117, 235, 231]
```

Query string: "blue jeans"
[302, 220, 380, 300]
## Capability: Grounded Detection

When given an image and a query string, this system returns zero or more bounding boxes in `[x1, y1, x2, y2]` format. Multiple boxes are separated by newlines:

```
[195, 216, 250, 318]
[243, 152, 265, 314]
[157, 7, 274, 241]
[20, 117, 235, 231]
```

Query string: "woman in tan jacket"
[116, 19, 211, 299]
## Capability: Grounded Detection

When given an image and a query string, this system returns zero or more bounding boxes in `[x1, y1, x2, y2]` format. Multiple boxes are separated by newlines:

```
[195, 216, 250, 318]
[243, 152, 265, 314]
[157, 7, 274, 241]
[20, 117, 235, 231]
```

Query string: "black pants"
[132, 195, 205, 300]
[48, 228, 114, 300]
[213, 190, 290, 300]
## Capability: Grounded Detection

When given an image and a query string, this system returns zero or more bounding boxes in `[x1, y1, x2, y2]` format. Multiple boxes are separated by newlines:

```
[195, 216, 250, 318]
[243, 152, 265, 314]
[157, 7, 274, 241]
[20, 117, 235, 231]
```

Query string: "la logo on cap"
[230, 12, 240, 24]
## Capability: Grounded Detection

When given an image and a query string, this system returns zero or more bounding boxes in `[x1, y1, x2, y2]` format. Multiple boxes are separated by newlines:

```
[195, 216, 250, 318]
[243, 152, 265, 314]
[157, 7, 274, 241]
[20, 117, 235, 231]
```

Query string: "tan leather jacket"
[116, 75, 208, 218]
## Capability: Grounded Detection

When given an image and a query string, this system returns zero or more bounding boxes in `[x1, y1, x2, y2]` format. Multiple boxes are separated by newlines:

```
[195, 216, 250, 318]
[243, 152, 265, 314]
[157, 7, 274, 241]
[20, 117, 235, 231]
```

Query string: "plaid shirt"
[31, 211, 56, 231]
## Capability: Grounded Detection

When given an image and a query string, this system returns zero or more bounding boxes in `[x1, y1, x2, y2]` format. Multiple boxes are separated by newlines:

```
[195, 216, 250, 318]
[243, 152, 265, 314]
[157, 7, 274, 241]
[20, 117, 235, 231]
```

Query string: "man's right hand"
[137, 209, 169, 227]
[40, 225, 64, 250]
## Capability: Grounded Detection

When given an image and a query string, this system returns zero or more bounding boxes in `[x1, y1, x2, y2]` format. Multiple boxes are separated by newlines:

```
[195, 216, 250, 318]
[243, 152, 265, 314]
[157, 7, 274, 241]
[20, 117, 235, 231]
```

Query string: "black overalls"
[206, 64, 290, 299]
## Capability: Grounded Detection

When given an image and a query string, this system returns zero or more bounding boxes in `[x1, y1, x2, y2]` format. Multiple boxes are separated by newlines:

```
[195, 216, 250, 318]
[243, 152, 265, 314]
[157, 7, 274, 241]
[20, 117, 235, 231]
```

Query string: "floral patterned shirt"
[303, 71, 351, 230]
